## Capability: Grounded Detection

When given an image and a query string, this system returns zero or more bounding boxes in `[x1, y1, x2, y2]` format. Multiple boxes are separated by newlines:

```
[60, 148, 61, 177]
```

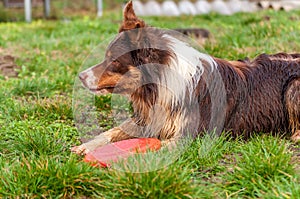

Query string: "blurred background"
[0, 0, 122, 22]
[1, 0, 300, 22]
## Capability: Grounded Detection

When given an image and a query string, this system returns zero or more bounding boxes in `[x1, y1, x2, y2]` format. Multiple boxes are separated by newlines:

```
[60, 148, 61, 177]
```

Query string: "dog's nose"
[79, 72, 87, 81]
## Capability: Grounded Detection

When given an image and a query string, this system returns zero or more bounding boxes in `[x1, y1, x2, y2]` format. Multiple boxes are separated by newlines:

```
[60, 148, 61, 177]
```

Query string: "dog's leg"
[286, 78, 300, 143]
[71, 127, 134, 155]
[71, 120, 137, 155]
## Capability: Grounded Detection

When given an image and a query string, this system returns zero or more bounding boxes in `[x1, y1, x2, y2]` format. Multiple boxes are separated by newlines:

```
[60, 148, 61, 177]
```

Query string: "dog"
[71, 1, 300, 155]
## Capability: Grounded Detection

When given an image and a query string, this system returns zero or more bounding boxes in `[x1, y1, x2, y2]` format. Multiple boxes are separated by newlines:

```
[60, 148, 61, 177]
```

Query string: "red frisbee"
[83, 138, 161, 168]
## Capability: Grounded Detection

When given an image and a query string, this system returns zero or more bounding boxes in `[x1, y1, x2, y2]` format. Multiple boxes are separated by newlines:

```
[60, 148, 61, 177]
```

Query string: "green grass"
[0, 9, 300, 198]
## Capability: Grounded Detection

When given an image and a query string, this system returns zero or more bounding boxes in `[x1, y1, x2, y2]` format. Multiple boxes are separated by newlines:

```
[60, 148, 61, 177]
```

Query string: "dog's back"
[211, 53, 300, 138]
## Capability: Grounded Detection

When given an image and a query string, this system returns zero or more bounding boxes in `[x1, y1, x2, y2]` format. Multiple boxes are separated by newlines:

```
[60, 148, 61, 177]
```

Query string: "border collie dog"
[72, 1, 300, 155]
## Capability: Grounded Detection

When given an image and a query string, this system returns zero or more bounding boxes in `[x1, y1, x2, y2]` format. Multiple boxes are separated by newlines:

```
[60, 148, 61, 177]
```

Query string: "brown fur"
[71, 1, 300, 155]
[213, 53, 300, 137]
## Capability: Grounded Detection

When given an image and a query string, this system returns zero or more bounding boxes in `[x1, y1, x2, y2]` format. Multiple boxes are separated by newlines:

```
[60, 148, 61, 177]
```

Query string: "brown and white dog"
[72, 1, 300, 155]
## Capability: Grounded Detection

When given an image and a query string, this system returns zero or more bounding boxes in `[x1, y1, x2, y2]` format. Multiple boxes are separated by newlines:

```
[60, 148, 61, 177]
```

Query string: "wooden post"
[97, 0, 103, 17]
[44, 0, 51, 18]
[24, 0, 31, 22]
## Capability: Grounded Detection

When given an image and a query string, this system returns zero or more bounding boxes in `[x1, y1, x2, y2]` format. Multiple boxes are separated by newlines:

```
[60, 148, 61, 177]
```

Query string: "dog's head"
[79, 1, 173, 97]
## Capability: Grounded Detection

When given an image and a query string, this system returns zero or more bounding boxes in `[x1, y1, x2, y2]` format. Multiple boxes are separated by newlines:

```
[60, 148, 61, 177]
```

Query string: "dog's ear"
[123, 1, 138, 21]
[119, 1, 145, 32]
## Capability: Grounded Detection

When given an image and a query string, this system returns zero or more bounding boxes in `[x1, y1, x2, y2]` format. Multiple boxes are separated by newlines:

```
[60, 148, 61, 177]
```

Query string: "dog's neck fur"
[129, 34, 218, 139]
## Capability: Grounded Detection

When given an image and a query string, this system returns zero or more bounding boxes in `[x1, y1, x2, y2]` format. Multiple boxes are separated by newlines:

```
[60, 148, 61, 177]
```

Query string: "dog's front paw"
[71, 133, 111, 155]
[71, 144, 90, 155]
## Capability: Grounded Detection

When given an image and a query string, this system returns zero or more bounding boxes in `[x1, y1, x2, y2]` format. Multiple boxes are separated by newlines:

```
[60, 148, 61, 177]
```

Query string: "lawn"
[0, 9, 300, 198]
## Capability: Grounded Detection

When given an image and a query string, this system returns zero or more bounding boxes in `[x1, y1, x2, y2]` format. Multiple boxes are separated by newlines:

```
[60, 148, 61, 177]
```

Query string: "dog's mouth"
[80, 78, 115, 95]
[89, 86, 115, 95]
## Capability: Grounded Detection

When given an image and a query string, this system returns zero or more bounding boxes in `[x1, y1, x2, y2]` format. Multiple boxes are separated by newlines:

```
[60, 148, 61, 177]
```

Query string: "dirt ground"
[0, 55, 19, 78]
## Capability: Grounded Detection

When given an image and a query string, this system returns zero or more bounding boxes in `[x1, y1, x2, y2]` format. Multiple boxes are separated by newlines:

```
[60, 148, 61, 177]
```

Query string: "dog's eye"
[109, 60, 121, 71]
[112, 60, 118, 65]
